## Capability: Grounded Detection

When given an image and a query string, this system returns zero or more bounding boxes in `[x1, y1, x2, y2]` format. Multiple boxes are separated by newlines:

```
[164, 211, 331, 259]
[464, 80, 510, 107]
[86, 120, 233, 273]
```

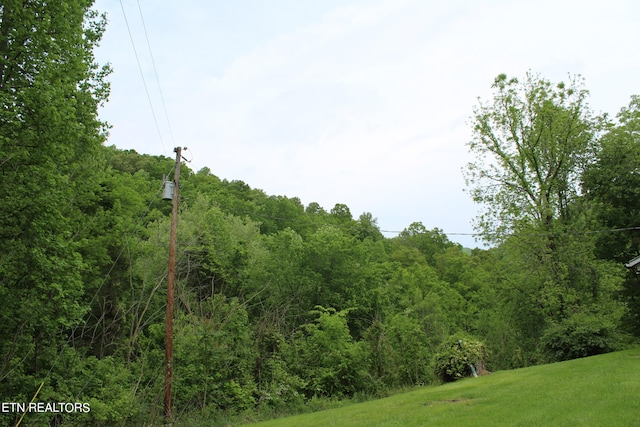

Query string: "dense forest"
[1, 2, 639, 426]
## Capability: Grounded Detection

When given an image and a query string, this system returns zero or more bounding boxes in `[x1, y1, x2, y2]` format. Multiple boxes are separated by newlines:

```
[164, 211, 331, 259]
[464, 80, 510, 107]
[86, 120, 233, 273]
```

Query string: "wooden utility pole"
[165, 146, 183, 424]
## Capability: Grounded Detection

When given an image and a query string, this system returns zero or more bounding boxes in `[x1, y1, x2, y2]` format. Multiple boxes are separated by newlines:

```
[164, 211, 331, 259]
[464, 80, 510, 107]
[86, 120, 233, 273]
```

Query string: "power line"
[205, 203, 640, 240]
[119, 0, 167, 155]
[136, 0, 176, 147]
[381, 226, 640, 237]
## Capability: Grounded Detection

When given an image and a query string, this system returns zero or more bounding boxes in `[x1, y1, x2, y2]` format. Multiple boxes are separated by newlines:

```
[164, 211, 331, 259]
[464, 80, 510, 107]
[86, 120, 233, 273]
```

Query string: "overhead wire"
[22, 1, 637, 411]
[118, 0, 168, 155]
[64, 3, 185, 406]
[111, 2, 638, 244]
[380, 226, 640, 238]
[27, 165, 639, 416]
[204, 203, 640, 241]
[136, 0, 176, 148]
[12, 2, 183, 411]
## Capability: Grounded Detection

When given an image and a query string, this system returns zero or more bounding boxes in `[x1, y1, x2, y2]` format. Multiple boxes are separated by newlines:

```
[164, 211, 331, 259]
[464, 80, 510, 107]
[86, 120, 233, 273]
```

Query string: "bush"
[256, 357, 307, 412]
[540, 309, 623, 361]
[288, 307, 372, 398]
[172, 296, 257, 412]
[433, 335, 487, 382]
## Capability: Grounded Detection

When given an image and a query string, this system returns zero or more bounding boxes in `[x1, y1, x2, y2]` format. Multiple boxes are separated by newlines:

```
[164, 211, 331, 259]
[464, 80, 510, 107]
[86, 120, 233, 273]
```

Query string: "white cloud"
[95, 0, 640, 247]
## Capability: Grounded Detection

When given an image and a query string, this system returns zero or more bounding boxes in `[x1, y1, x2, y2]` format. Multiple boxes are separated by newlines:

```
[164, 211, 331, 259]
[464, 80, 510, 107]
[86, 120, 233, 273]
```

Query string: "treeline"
[1, 140, 638, 425]
[1, 2, 639, 426]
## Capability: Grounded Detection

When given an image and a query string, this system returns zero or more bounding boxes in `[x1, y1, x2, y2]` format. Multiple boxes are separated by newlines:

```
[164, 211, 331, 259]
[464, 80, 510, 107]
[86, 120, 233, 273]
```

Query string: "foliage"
[582, 96, 640, 335]
[464, 72, 598, 243]
[244, 349, 640, 427]
[1, 15, 638, 423]
[396, 223, 457, 264]
[287, 307, 373, 398]
[540, 306, 626, 361]
[433, 335, 487, 382]
[255, 352, 307, 412]
[384, 314, 433, 385]
[583, 95, 640, 262]
[172, 296, 257, 413]
[463, 71, 632, 369]
[0, 348, 136, 426]
[0, 0, 111, 404]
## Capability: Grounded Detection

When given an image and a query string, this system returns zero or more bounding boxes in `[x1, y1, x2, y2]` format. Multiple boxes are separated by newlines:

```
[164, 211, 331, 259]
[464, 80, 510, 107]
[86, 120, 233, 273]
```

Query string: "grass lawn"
[243, 348, 640, 427]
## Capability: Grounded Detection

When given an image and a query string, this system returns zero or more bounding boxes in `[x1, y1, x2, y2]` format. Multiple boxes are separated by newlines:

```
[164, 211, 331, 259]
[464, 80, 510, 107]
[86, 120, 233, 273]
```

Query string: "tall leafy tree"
[0, 0, 110, 397]
[583, 95, 640, 262]
[394, 222, 456, 265]
[583, 96, 640, 335]
[464, 72, 597, 243]
[464, 72, 626, 361]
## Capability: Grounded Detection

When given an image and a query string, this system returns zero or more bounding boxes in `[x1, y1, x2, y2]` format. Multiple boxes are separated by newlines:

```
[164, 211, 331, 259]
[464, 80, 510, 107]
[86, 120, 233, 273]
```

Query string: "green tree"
[172, 296, 257, 414]
[287, 307, 371, 398]
[353, 212, 384, 242]
[464, 72, 598, 243]
[433, 335, 487, 382]
[394, 222, 456, 265]
[304, 225, 368, 313]
[0, 0, 110, 396]
[464, 72, 626, 361]
[582, 95, 640, 335]
[245, 227, 316, 332]
[258, 195, 308, 235]
[583, 95, 640, 261]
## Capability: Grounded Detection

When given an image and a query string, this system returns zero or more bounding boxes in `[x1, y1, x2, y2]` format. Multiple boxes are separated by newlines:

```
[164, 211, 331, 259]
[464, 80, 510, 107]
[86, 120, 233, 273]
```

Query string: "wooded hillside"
[1, 2, 639, 425]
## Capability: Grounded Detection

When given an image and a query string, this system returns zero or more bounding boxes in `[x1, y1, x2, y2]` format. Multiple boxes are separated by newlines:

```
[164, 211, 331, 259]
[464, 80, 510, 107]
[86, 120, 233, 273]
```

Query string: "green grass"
[243, 348, 640, 427]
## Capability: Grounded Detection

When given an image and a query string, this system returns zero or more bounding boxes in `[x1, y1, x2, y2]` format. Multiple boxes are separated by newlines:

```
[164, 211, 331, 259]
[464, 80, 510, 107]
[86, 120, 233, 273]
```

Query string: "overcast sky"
[93, 0, 640, 247]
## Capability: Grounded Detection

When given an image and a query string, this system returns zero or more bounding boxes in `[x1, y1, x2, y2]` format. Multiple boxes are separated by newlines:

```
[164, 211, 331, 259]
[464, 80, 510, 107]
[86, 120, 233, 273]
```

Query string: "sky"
[93, 0, 640, 248]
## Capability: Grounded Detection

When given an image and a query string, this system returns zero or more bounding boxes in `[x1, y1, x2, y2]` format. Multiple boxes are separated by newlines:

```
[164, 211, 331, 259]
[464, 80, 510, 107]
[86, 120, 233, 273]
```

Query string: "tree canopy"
[464, 72, 598, 243]
[0, 4, 638, 424]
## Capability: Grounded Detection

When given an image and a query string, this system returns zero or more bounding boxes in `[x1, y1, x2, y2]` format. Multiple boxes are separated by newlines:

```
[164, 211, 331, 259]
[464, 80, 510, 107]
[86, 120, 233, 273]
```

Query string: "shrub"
[433, 335, 487, 382]
[288, 307, 372, 398]
[540, 309, 623, 361]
